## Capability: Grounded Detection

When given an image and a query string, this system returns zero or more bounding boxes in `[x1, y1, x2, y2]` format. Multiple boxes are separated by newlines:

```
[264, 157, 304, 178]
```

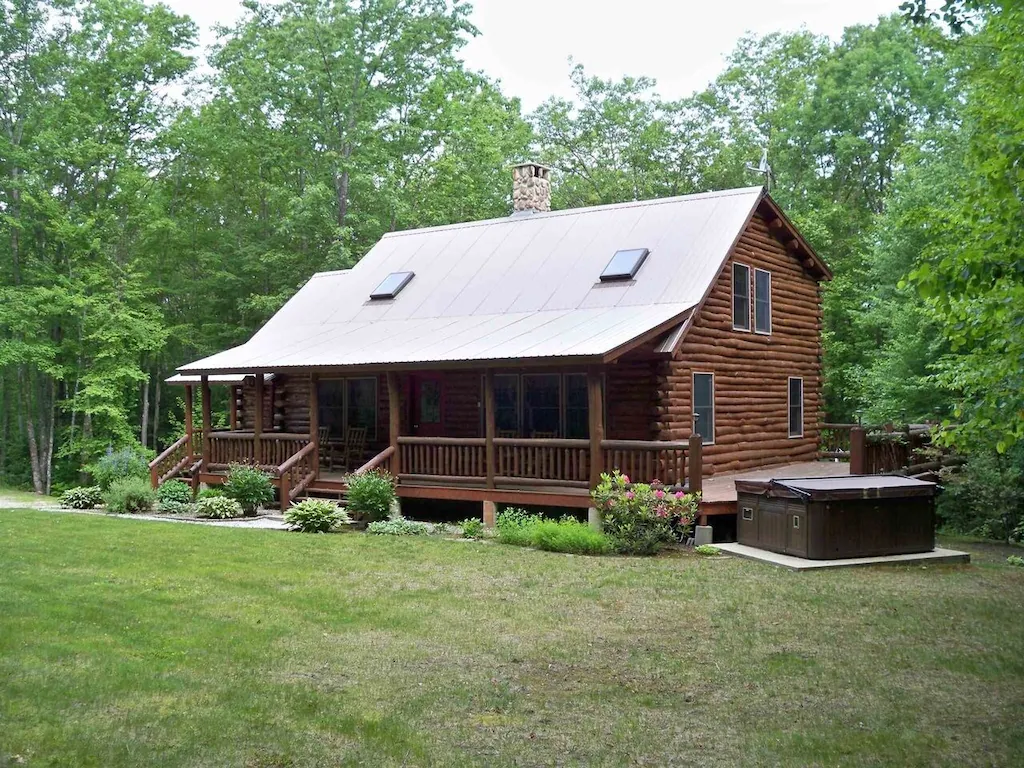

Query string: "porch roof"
[178, 185, 813, 374]
[176, 303, 692, 373]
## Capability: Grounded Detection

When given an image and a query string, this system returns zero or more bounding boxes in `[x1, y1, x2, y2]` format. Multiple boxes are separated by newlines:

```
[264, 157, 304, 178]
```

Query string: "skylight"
[370, 271, 414, 300]
[600, 248, 650, 282]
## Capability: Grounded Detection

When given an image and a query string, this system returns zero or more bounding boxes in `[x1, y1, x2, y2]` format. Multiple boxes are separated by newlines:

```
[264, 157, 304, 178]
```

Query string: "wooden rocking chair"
[317, 426, 333, 470]
[338, 426, 368, 472]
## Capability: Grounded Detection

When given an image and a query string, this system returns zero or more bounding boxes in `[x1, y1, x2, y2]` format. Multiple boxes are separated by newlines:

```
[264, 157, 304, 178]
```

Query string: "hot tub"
[734, 476, 937, 560]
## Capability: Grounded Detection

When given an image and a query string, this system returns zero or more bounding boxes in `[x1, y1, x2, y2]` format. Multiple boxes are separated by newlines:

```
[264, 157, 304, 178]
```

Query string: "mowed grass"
[1, 510, 1023, 768]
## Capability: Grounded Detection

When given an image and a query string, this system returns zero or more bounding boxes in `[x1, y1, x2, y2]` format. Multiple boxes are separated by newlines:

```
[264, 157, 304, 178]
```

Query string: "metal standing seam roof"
[179, 186, 767, 374]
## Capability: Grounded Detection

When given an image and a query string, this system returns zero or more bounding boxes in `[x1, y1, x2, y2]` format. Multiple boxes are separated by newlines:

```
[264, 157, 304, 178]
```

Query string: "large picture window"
[732, 262, 751, 331]
[754, 268, 772, 334]
[693, 372, 715, 445]
[788, 377, 804, 438]
[318, 377, 378, 441]
[484, 373, 593, 438]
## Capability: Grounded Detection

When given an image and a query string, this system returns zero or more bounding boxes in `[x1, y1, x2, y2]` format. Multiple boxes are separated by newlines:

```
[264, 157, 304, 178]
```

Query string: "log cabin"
[152, 162, 831, 524]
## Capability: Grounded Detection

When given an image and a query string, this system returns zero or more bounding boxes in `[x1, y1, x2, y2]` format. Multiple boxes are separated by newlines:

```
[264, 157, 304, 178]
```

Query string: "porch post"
[387, 371, 401, 476]
[184, 383, 194, 461]
[587, 367, 604, 488]
[200, 375, 212, 469]
[254, 373, 264, 466]
[850, 426, 867, 475]
[228, 385, 238, 430]
[483, 369, 497, 527]
[309, 371, 320, 476]
[688, 433, 703, 497]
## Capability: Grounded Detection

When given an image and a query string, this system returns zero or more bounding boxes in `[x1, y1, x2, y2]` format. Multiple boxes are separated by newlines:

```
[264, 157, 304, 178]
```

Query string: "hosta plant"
[284, 499, 350, 533]
[157, 479, 193, 510]
[195, 496, 244, 520]
[367, 517, 430, 536]
[60, 486, 104, 510]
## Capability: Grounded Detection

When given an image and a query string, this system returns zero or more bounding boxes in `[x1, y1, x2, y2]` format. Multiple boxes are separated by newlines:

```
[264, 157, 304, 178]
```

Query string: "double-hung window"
[692, 372, 715, 445]
[754, 268, 772, 334]
[732, 263, 751, 331]
[788, 377, 804, 438]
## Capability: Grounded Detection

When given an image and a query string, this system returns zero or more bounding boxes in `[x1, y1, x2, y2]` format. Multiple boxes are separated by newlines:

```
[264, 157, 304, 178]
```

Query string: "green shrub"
[103, 478, 156, 514]
[367, 517, 430, 535]
[159, 500, 194, 516]
[937, 445, 1024, 542]
[197, 487, 226, 500]
[592, 472, 700, 555]
[223, 464, 274, 515]
[496, 508, 543, 547]
[285, 499, 350, 533]
[694, 544, 721, 556]
[59, 486, 104, 510]
[157, 479, 193, 509]
[459, 517, 484, 539]
[531, 518, 612, 555]
[89, 446, 151, 490]
[345, 470, 396, 522]
[195, 496, 243, 519]
[1007, 555, 1024, 567]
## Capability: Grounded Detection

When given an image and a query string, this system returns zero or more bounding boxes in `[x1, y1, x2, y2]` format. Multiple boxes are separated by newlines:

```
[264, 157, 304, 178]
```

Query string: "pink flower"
[654, 489, 665, 499]
[625, 491, 635, 500]
[651, 479, 661, 486]
[655, 504, 668, 518]
[674, 491, 685, 499]
[621, 474, 630, 484]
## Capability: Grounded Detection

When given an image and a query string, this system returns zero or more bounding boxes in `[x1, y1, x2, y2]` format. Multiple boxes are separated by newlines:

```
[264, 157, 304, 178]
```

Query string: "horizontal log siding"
[606, 359, 659, 441]
[658, 211, 824, 475]
[442, 371, 482, 438]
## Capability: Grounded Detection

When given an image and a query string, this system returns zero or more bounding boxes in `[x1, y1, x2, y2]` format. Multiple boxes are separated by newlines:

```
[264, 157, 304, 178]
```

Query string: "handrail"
[277, 440, 317, 474]
[494, 437, 589, 449]
[600, 439, 689, 450]
[214, 431, 311, 441]
[398, 436, 486, 446]
[353, 445, 395, 475]
[150, 434, 189, 469]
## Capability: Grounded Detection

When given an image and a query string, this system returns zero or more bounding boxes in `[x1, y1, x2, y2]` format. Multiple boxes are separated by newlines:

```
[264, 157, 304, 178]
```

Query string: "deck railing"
[207, 431, 311, 471]
[601, 440, 689, 486]
[398, 437, 487, 482]
[148, 430, 203, 488]
[494, 437, 590, 487]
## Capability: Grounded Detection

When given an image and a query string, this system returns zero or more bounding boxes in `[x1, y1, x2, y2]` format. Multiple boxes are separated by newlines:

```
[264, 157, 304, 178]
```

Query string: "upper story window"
[732, 263, 751, 331]
[754, 268, 772, 334]
[370, 271, 414, 300]
[600, 248, 649, 282]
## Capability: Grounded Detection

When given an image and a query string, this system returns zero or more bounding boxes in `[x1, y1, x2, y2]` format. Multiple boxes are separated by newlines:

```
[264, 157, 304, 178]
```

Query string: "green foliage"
[197, 487, 226, 500]
[103, 478, 156, 515]
[694, 544, 721, 556]
[936, 446, 1024, 543]
[345, 471, 396, 522]
[1007, 555, 1024, 568]
[195, 496, 243, 520]
[367, 518, 430, 536]
[157, 480, 193, 508]
[284, 499, 350, 533]
[459, 518, 484, 539]
[222, 464, 274, 516]
[158, 500, 193, 516]
[494, 509, 612, 555]
[88, 447, 151, 491]
[592, 472, 700, 555]
[59, 486, 103, 510]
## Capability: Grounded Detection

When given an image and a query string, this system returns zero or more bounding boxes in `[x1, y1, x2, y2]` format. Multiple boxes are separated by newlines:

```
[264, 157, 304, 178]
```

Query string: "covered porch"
[151, 365, 704, 515]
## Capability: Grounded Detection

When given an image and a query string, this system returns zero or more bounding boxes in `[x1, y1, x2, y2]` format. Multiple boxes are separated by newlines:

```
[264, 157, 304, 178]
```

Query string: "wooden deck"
[698, 460, 851, 522]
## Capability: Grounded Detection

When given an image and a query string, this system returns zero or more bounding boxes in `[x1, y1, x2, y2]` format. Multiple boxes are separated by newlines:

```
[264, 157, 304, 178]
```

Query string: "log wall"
[656, 210, 824, 475]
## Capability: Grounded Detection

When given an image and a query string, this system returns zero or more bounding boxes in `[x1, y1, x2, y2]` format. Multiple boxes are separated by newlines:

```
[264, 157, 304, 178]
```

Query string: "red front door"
[410, 374, 444, 437]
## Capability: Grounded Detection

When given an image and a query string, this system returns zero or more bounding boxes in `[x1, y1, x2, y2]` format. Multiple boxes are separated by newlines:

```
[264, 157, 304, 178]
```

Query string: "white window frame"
[788, 376, 804, 438]
[731, 262, 751, 332]
[754, 268, 772, 335]
[692, 371, 716, 445]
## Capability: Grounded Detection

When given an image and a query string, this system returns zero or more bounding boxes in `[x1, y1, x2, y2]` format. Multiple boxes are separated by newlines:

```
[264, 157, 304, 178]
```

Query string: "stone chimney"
[511, 162, 551, 214]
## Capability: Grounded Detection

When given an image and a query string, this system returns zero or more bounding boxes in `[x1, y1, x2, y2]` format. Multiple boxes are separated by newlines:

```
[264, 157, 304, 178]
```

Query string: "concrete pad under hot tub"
[714, 542, 971, 571]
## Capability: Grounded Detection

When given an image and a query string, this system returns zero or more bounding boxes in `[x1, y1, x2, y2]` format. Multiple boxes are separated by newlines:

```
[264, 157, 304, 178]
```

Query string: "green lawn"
[1, 509, 1022, 767]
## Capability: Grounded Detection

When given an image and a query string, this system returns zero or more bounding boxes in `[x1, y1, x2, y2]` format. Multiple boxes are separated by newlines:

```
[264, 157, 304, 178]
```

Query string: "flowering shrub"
[591, 471, 700, 555]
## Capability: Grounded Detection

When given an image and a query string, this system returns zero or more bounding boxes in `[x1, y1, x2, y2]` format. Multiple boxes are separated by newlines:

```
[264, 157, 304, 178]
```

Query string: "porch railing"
[396, 435, 698, 491]
[207, 431, 311, 471]
[149, 430, 203, 488]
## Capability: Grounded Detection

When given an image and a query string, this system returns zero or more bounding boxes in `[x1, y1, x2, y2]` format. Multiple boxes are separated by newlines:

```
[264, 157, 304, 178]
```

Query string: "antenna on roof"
[746, 148, 775, 191]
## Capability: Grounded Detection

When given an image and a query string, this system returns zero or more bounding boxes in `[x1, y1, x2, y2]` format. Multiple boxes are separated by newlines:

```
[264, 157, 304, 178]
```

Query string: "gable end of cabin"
[655, 207, 825, 475]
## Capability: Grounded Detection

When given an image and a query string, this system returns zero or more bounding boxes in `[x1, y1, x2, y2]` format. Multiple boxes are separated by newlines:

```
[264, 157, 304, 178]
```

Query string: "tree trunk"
[140, 375, 150, 448]
[21, 370, 43, 494]
[153, 375, 161, 451]
[80, 412, 93, 485]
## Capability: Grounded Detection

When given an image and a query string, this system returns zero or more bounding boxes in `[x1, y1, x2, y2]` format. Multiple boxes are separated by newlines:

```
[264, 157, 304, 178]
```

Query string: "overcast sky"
[162, 0, 903, 110]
